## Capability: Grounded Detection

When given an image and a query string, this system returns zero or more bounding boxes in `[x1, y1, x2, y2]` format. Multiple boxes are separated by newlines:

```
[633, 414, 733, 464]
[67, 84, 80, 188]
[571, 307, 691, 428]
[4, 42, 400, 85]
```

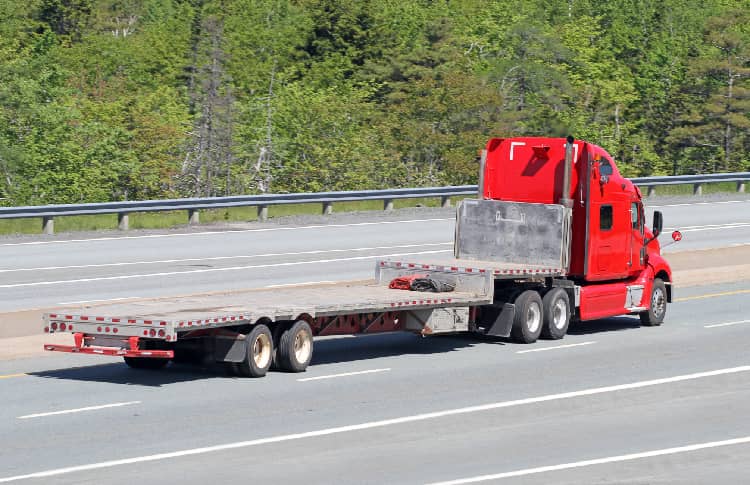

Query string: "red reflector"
[166, 335, 172, 341]
[105, 327, 110, 333]
[51, 322, 58, 331]
[112, 327, 118, 334]
[149, 329, 156, 337]
[97, 326, 102, 332]
[68, 325, 73, 331]
[158, 330, 165, 337]
[60, 323, 67, 331]
[143, 330, 148, 336]
[44, 327, 49, 333]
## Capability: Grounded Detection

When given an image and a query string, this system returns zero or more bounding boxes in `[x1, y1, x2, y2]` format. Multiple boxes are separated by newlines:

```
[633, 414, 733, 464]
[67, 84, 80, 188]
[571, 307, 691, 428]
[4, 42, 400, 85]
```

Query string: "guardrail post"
[42, 216, 54, 235]
[738, 181, 746, 193]
[441, 196, 451, 208]
[693, 183, 703, 196]
[118, 212, 129, 231]
[188, 209, 200, 225]
[322, 202, 333, 215]
[647, 186, 656, 197]
[258, 205, 268, 221]
[383, 199, 394, 211]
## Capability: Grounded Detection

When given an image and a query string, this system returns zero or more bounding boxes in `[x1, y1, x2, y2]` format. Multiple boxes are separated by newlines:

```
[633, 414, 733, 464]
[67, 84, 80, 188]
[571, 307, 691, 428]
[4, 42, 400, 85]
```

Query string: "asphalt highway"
[0, 281, 748, 484]
[0, 196, 748, 313]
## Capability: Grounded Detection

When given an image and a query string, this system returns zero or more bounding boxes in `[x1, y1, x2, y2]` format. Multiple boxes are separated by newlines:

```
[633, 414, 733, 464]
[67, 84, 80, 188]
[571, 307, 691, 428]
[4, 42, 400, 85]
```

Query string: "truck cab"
[481, 136, 673, 324]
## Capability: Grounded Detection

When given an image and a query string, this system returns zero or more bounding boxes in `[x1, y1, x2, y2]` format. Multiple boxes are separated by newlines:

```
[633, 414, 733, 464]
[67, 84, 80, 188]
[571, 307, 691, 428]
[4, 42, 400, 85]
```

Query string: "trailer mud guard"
[479, 303, 515, 338]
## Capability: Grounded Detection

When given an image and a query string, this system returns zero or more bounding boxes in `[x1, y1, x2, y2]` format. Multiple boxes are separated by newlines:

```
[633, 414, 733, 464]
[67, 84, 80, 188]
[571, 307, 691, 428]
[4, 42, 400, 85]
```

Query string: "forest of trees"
[0, 0, 749, 205]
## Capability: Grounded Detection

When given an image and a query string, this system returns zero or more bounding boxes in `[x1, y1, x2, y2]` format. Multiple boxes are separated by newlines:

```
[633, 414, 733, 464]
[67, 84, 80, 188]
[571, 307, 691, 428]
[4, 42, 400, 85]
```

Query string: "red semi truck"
[43, 136, 678, 377]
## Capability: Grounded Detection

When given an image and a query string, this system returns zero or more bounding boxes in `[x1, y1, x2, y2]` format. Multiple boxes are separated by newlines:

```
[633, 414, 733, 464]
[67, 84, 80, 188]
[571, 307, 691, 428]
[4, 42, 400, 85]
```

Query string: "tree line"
[0, 0, 748, 205]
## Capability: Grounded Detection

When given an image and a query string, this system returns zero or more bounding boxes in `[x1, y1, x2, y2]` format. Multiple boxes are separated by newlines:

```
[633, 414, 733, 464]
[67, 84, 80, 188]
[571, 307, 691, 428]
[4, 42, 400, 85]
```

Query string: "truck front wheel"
[236, 324, 274, 377]
[276, 320, 313, 373]
[640, 278, 667, 326]
[511, 290, 543, 344]
[541, 288, 570, 340]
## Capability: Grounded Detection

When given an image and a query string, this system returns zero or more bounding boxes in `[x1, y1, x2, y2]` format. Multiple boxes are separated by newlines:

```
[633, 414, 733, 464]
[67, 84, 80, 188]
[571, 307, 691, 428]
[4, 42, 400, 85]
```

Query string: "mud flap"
[482, 303, 515, 337]
[213, 334, 247, 363]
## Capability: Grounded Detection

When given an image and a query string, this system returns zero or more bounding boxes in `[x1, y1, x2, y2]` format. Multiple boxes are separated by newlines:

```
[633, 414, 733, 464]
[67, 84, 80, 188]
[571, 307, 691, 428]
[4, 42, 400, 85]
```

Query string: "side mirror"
[652, 211, 663, 238]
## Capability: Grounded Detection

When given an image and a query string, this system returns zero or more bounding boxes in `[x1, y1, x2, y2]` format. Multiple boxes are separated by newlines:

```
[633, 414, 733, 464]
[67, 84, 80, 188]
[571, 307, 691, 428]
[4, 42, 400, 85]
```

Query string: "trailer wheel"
[640, 278, 667, 326]
[276, 320, 313, 373]
[235, 324, 274, 377]
[511, 290, 543, 343]
[541, 288, 571, 340]
[123, 357, 169, 370]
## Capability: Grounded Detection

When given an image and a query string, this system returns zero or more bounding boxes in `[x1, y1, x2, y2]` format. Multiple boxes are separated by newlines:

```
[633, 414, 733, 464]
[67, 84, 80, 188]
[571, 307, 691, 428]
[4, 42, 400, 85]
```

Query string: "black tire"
[510, 290, 544, 344]
[541, 288, 571, 340]
[235, 324, 274, 378]
[276, 320, 314, 373]
[640, 278, 667, 326]
[271, 321, 291, 370]
[123, 357, 169, 370]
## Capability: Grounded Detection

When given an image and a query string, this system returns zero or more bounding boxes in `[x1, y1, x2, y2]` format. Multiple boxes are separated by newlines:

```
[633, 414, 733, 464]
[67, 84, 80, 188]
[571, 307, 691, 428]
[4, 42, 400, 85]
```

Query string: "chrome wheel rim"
[252, 333, 272, 368]
[552, 299, 568, 330]
[652, 287, 666, 319]
[527, 302, 541, 333]
[293, 330, 312, 363]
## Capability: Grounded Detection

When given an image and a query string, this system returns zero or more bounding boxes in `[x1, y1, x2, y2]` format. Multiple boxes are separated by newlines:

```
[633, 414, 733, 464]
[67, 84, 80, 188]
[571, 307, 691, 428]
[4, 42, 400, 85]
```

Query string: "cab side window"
[600, 205, 613, 230]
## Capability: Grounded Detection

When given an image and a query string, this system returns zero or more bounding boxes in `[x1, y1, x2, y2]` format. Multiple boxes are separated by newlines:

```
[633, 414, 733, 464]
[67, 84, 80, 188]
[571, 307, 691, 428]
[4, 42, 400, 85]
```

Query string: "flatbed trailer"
[43, 256, 561, 375]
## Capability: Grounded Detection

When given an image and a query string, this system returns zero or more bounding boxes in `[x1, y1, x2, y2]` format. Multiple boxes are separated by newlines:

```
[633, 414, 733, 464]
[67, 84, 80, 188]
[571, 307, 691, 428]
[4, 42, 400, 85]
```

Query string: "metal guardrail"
[0, 173, 747, 234]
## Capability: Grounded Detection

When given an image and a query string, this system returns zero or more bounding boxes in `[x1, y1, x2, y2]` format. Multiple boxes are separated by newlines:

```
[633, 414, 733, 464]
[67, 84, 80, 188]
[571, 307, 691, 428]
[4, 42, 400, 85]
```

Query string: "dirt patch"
[667, 245, 750, 287]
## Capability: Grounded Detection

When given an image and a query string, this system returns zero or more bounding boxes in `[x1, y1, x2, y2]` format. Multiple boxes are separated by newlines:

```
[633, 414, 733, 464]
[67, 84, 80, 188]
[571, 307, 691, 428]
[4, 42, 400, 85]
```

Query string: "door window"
[600, 205, 613, 230]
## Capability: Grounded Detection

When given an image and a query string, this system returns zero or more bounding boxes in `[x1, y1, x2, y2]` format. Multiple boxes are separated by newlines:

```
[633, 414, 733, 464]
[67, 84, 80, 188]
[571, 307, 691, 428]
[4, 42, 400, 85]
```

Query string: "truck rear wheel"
[511, 290, 543, 344]
[123, 357, 169, 370]
[640, 278, 667, 326]
[276, 320, 313, 373]
[236, 324, 274, 377]
[541, 288, 570, 340]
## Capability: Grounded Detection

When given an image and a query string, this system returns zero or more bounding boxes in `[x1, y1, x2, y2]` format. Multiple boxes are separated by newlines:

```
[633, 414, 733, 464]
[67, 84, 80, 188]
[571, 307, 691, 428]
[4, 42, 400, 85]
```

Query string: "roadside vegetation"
[1, 0, 749, 210]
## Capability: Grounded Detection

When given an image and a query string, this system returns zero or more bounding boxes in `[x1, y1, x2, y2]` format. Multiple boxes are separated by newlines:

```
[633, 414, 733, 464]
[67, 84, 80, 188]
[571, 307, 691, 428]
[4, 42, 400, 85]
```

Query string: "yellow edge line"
[0, 373, 27, 379]
[676, 289, 750, 302]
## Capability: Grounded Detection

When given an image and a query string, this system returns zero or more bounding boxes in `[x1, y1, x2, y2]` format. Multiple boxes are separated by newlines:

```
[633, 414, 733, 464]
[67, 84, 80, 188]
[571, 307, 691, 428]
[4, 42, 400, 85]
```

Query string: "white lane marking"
[704, 319, 750, 329]
[516, 341, 596, 354]
[0, 366, 747, 483]
[665, 222, 750, 233]
[297, 368, 391, 382]
[649, 199, 750, 208]
[17, 401, 141, 420]
[265, 281, 337, 289]
[56, 297, 141, 305]
[0, 243, 452, 273]
[0, 218, 453, 247]
[427, 436, 750, 484]
[0, 250, 452, 289]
